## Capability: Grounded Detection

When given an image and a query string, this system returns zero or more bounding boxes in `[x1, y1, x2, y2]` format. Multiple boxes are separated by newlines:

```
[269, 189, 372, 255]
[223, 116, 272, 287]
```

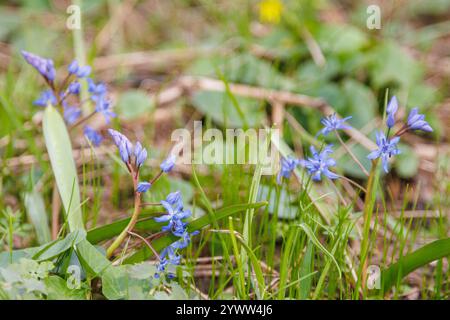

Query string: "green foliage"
[43, 105, 83, 231]
[116, 90, 155, 120]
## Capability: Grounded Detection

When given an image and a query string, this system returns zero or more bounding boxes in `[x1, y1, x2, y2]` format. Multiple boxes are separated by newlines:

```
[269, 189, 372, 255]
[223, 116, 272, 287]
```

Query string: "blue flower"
[386, 96, 398, 128]
[166, 191, 183, 209]
[33, 90, 57, 107]
[63, 105, 81, 125]
[108, 129, 133, 164]
[277, 156, 300, 184]
[155, 191, 191, 236]
[84, 126, 103, 146]
[160, 154, 176, 172]
[21, 50, 55, 81]
[171, 230, 200, 250]
[300, 145, 339, 181]
[87, 78, 107, 96]
[67, 81, 81, 95]
[155, 245, 182, 278]
[134, 142, 148, 168]
[367, 131, 400, 173]
[318, 114, 352, 136]
[68, 60, 91, 78]
[155, 200, 191, 223]
[406, 108, 433, 132]
[93, 95, 116, 123]
[136, 182, 151, 193]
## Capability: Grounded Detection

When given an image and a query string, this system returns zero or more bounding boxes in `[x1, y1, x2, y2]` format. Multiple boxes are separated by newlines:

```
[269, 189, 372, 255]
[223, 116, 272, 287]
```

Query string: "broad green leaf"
[382, 238, 450, 293]
[395, 144, 419, 178]
[191, 90, 264, 128]
[101, 266, 128, 300]
[116, 90, 154, 119]
[342, 79, 377, 128]
[317, 24, 368, 55]
[45, 276, 86, 300]
[76, 240, 110, 276]
[24, 190, 51, 245]
[43, 105, 84, 231]
[368, 41, 423, 90]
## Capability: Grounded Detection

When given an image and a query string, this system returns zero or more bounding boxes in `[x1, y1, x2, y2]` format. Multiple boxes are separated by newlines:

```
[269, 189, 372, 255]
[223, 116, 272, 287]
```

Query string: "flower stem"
[106, 191, 141, 258]
[355, 158, 379, 297]
[335, 131, 369, 177]
[106, 166, 141, 259]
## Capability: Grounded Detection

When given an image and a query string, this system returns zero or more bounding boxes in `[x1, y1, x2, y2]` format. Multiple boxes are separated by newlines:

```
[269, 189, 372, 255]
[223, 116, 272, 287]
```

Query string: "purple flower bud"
[406, 108, 433, 133]
[68, 60, 79, 74]
[21, 50, 56, 81]
[134, 142, 148, 168]
[136, 182, 152, 193]
[108, 129, 133, 164]
[68, 81, 81, 95]
[160, 154, 176, 172]
[386, 96, 398, 128]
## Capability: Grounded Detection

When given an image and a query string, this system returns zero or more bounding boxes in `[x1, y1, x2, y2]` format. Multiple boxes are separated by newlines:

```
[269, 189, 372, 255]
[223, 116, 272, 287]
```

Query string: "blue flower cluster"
[370, 96, 433, 172]
[154, 191, 199, 278]
[277, 95, 433, 181]
[21, 51, 116, 146]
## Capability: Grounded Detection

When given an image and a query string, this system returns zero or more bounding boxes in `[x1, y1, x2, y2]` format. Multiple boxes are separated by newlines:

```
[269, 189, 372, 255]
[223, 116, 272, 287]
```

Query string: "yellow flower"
[259, 0, 283, 24]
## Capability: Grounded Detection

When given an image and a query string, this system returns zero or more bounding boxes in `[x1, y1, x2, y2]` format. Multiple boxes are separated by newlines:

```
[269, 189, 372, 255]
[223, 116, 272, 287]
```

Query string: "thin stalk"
[335, 131, 369, 177]
[72, 0, 90, 113]
[106, 190, 141, 258]
[355, 158, 380, 297]
[106, 167, 141, 258]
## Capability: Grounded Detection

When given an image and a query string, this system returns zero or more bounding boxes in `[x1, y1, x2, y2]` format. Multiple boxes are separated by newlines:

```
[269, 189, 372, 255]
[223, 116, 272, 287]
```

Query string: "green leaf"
[33, 230, 86, 262]
[368, 41, 423, 90]
[382, 238, 450, 293]
[191, 90, 264, 128]
[116, 90, 154, 119]
[318, 24, 368, 55]
[101, 266, 128, 300]
[342, 79, 377, 128]
[45, 276, 86, 300]
[76, 240, 111, 277]
[395, 144, 419, 178]
[43, 105, 84, 231]
[23, 190, 51, 245]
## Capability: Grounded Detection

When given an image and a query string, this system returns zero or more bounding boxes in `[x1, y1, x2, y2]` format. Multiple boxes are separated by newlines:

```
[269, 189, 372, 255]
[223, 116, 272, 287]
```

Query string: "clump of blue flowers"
[277, 94, 433, 183]
[154, 191, 199, 278]
[22, 50, 116, 146]
[107, 129, 196, 279]
[368, 96, 433, 173]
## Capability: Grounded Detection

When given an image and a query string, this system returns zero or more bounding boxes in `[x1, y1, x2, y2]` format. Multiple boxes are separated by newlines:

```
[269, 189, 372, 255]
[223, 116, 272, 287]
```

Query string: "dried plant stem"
[335, 131, 370, 177]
